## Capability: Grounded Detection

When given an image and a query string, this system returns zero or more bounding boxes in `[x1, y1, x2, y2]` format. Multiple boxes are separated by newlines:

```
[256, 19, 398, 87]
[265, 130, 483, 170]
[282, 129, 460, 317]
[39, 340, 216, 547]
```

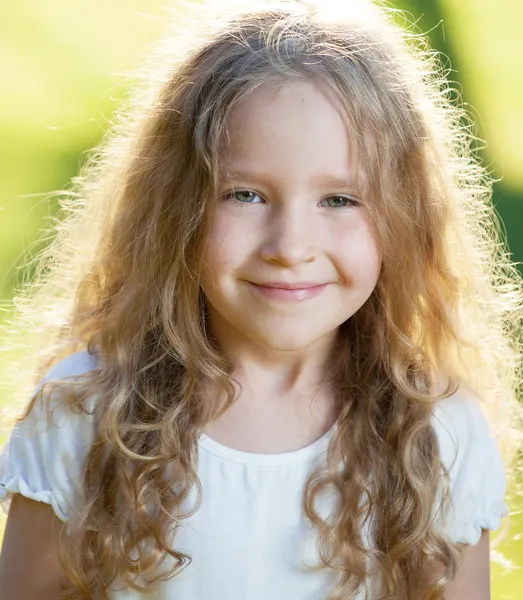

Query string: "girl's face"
[201, 79, 381, 355]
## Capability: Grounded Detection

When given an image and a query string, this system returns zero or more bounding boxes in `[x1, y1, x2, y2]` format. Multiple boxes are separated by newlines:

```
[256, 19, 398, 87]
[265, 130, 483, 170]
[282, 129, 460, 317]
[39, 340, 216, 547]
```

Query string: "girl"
[0, 0, 521, 598]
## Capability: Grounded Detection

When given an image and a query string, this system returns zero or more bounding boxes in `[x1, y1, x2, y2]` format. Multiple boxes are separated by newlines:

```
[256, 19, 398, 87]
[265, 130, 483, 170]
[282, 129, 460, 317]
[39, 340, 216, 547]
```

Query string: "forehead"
[218, 79, 367, 189]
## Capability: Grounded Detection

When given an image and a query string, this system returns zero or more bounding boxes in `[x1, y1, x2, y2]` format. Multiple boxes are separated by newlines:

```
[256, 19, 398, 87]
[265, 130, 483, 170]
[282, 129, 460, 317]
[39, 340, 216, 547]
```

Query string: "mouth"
[253, 281, 328, 290]
[248, 281, 329, 302]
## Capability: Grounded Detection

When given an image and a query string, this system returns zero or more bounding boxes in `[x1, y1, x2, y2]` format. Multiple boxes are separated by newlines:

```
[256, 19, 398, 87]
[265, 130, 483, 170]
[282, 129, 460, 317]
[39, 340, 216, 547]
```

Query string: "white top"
[0, 350, 508, 599]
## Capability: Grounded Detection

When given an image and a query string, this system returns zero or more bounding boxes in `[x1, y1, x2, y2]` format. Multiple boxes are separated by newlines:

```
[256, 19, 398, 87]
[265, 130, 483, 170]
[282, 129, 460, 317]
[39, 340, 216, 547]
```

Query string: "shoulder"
[0, 349, 102, 520]
[18, 347, 102, 438]
[33, 349, 101, 418]
[430, 383, 508, 545]
[43, 349, 99, 382]
[7, 348, 103, 463]
[430, 383, 492, 469]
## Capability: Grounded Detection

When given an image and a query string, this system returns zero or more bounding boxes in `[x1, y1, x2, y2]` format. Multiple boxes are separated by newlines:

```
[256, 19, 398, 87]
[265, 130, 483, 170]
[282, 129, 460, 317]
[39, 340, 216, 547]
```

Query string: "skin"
[198, 78, 492, 596]
[0, 496, 71, 599]
[201, 79, 381, 416]
[414, 530, 491, 599]
[0, 79, 492, 598]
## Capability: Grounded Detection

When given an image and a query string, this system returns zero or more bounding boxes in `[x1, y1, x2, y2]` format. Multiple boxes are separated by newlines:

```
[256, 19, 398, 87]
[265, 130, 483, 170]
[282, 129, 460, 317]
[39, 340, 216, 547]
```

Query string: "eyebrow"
[220, 168, 360, 191]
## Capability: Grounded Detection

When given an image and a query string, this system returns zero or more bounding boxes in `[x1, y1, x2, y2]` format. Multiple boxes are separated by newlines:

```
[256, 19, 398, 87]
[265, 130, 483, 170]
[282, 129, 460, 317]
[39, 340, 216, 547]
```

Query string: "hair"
[1, 0, 522, 598]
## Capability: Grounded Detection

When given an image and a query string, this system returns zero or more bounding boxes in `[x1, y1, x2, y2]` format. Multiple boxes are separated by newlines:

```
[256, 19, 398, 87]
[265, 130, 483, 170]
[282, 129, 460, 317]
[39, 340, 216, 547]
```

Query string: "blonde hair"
[1, 1, 522, 598]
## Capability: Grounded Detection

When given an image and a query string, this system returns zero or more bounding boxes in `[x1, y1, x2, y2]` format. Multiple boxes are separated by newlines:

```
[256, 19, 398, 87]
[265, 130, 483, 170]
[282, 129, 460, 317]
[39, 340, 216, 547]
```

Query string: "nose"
[259, 203, 317, 267]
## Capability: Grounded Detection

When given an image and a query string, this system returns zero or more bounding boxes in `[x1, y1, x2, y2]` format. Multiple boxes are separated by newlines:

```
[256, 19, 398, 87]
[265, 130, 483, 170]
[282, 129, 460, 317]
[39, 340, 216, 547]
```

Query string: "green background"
[0, 0, 521, 596]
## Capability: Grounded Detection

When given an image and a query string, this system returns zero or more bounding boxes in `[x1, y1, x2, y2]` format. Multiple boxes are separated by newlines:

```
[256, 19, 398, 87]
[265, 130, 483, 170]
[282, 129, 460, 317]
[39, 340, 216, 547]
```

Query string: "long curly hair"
[1, 1, 522, 598]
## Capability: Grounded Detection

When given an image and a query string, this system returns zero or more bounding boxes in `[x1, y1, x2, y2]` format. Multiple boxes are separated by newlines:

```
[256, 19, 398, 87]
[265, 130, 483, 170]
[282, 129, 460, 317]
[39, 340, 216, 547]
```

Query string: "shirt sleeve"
[432, 389, 509, 545]
[0, 350, 99, 522]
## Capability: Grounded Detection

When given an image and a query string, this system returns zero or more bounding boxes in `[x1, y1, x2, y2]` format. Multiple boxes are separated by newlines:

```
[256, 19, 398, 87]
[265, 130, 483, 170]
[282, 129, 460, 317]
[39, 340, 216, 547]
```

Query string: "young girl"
[0, 0, 521, 598]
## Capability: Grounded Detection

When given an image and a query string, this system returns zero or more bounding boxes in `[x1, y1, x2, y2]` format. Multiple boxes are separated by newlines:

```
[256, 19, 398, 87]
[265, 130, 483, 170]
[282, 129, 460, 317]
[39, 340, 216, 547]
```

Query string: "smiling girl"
[0, 1, 521, 599]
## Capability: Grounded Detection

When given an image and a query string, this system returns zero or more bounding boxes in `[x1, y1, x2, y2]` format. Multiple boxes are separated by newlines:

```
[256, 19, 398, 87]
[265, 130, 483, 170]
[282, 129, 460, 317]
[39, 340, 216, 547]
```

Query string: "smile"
[248, 282, 329, 302]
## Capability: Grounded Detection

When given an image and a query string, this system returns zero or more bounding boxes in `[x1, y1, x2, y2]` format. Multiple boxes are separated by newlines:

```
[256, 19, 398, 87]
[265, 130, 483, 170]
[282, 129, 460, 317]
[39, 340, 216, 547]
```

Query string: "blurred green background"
[0, 0, 521, 597]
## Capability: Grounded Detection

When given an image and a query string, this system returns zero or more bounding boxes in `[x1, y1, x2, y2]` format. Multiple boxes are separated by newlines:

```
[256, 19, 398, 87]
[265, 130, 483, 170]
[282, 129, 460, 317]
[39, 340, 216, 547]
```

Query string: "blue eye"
[225, 190, 263, 204]
[222, 190, 360, 208]
[321, 196, 360, 208]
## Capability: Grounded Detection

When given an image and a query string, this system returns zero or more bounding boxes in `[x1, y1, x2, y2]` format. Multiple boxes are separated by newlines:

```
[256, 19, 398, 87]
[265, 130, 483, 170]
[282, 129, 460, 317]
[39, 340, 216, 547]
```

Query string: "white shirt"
[0, 350, 508, 599]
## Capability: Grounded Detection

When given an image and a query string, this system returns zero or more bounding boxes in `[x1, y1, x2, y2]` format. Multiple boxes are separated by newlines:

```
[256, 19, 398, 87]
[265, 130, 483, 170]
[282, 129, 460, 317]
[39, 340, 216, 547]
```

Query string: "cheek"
[202, 212, 250, 278]
[332, 218, 381, 282]
[335, 216, 381, 264]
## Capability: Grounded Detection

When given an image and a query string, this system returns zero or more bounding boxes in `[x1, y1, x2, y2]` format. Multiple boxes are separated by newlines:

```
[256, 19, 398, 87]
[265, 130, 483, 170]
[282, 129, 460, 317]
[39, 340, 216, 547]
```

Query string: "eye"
[320, 196, 360, 208]
[223, 190, 264, 204]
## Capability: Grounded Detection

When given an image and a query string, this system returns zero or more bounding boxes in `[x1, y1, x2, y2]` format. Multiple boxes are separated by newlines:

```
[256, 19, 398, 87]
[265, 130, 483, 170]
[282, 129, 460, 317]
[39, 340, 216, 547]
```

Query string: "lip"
[255, 281, 326, 290]
[248, 281, 329, 302]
